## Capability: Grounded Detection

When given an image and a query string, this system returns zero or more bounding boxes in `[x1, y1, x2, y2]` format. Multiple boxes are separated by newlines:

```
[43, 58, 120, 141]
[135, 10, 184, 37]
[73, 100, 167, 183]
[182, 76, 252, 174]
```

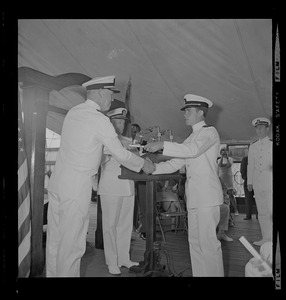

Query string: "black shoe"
[140, 232, 146, 240]
[244, 216, 251, 220]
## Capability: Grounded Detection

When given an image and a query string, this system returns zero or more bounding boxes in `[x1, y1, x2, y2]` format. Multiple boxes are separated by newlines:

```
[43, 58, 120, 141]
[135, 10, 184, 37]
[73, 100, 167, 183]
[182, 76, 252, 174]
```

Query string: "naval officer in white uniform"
[144, 94, 224, 277]
[247, 117, 272, 246]
[46, 76, 154, 277]
[98, 100, 139, 275]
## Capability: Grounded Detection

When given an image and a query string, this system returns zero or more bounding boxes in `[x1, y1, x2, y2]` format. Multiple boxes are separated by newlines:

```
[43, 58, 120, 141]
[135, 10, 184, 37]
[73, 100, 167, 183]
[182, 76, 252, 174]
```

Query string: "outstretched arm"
[145, 128, 219, 159]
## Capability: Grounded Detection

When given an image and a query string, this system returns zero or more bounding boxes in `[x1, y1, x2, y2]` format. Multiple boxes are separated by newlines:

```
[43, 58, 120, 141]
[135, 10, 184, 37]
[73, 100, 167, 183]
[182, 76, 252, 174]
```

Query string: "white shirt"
[153, 121, 223, 208]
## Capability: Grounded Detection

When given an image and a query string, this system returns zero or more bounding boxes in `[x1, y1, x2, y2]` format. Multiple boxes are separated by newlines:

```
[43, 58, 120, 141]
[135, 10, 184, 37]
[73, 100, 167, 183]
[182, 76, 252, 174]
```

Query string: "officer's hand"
[142, 158, 156, 174]
[247, 184, 253, 192]
[144, 141, 164, 153]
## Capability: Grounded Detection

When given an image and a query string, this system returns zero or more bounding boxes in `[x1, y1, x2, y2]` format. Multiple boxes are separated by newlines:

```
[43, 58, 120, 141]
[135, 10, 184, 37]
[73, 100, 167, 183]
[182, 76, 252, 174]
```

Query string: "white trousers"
[253, 187, 272, 242]
[46, 191, 90, 277]
[219, 203, 230, 231]
[188, 206, 224, 277]
[100, 195, 134, 267]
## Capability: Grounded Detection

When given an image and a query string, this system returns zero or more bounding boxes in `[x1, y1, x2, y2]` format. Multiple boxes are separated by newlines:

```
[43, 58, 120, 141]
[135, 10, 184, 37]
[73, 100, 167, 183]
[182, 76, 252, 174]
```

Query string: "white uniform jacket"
[153, 121, 223, 209]
[98, 140, 135, 196]
[247, 137, 272, 191]
[48, 100, 143, 200]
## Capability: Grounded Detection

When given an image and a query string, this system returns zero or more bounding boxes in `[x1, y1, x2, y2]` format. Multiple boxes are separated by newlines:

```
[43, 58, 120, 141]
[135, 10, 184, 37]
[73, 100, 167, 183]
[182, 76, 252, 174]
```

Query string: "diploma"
[239, 236, 272, 274]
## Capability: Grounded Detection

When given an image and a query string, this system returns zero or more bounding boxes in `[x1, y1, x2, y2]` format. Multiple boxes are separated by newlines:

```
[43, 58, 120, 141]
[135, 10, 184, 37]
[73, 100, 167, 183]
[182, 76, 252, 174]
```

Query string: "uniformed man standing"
[144, 94, 224, 277]
[247, 117, 272, 246]
[46, 76, 154, 277]
[97, 100, 140, 275]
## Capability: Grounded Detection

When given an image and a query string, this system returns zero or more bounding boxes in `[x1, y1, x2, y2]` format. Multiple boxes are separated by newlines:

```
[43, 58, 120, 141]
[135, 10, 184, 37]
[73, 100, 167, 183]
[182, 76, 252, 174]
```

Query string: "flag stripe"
[18, 226, 31, 264]
[18, 228, 31, 277]
[18, 192, 31, 230]
[18, 94, 31, 278]
[18, 179, 30, 209]
[18, 213, 31, 245]
[18, 159, 28, 191]
[18, 250, 31, 278]
[18, 176, 30, 209]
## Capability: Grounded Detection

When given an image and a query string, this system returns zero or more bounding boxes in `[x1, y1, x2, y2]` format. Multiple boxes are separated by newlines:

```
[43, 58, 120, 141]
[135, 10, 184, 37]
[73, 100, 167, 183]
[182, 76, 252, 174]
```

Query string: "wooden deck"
[81, 201, 262, 277]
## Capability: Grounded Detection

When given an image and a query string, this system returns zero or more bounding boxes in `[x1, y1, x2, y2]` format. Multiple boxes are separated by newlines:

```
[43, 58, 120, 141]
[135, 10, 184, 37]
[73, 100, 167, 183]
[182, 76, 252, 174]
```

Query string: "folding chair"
[156, 191, 188, 243]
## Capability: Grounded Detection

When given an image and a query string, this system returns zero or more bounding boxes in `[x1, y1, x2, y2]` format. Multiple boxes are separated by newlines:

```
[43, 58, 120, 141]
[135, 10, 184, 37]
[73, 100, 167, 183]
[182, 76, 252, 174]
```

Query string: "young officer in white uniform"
[46, 76, 154, 277]
[144, 94, 224, 277]
[98, 100, 139, 275]
[247, 117, 272, 246]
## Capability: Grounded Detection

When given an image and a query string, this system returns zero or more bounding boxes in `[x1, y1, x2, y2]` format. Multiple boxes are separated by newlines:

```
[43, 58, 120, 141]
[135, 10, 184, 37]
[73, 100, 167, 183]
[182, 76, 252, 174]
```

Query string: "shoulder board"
[203, 125, 213, 128]
[96, 110, 110, 119]
[251, 139, 258, 144]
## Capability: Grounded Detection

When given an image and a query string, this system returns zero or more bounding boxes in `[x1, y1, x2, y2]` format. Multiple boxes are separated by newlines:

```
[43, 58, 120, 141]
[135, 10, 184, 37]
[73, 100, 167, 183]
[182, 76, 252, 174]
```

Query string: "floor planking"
[81, 201, 262, 277]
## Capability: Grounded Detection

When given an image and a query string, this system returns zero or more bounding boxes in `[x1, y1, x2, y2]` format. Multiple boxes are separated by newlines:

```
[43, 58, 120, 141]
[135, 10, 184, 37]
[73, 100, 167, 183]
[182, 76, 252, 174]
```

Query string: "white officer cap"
[252, 117, 271, 127]
[106, 99, 128, 119]
[107, 108, 128, 119]
[181, 94, 213, 111]
[82, 75, 120, 93]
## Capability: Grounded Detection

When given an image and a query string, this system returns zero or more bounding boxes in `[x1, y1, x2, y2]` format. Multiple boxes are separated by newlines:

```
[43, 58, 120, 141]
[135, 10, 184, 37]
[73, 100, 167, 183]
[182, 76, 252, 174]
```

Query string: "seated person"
[138, 178, 185, 240]
[217, 203, 233, 242]
[217, 178, 233, 242]
[156, 180, 185, 231]
[157, 180, 181, 210]
[217, 148, 239, 215]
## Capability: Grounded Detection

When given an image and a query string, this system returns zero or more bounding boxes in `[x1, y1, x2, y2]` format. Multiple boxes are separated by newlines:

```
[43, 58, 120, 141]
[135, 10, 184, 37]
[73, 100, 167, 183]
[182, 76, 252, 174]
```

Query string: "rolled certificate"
[129, 144, 144, 148]
[239, 236, 272, 274]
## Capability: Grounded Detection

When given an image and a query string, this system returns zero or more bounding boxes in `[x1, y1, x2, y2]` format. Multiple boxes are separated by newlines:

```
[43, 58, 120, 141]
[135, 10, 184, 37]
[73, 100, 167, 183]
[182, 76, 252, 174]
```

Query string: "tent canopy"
[18, 19, 273, 143]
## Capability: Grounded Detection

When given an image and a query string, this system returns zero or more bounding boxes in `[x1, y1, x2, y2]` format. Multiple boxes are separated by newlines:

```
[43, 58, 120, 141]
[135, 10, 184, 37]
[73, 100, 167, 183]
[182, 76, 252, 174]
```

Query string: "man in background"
[98, 101, 140, 275]
[247, 117, 272, 246]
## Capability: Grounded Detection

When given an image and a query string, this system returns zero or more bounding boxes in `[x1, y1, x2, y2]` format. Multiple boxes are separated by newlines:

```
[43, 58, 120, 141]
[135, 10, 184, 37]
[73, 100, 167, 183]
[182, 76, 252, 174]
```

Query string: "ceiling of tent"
[18, 19, 273, 143]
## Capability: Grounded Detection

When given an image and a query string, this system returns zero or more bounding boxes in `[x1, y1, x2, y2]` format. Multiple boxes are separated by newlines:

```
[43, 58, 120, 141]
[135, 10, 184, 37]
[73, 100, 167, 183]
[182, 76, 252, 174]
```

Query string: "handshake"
[142, 157, 156, 174]
[140, 141, 165, 174]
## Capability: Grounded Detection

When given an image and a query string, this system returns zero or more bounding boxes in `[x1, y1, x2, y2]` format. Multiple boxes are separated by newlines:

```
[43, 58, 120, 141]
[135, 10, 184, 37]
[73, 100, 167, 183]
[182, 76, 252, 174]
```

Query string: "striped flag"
[18, 97, 32, 278]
